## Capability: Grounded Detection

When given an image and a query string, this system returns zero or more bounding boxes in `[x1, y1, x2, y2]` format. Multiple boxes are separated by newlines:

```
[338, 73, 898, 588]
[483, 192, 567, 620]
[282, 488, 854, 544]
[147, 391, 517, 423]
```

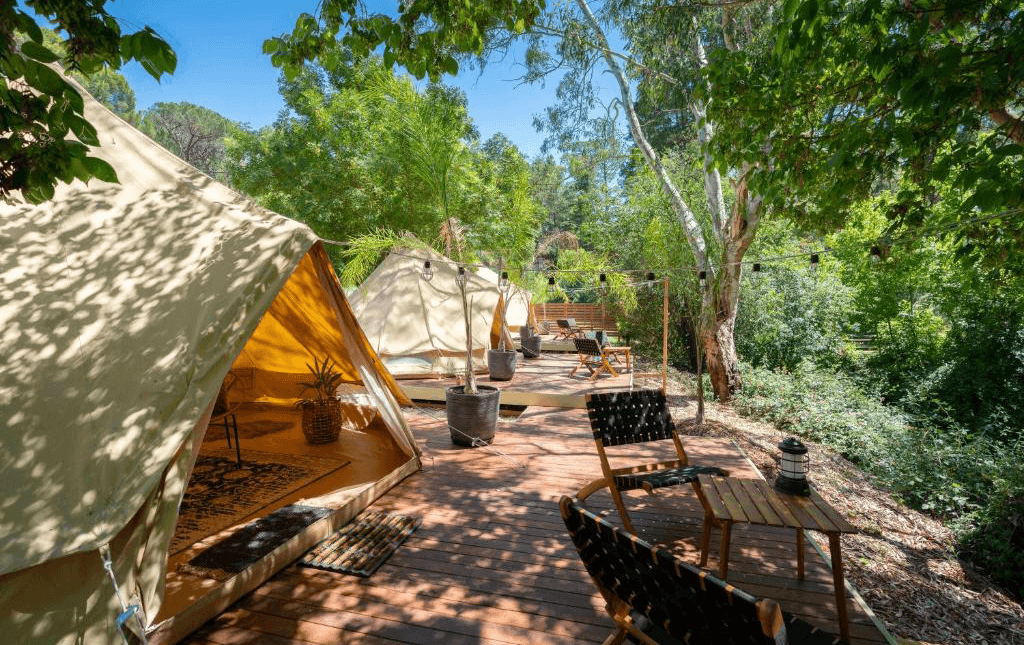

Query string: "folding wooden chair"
[569, 337, 618, 380]
[577, 389, 727, 533]
[560, 496, 848, 645]
[554, 318, 584, 339]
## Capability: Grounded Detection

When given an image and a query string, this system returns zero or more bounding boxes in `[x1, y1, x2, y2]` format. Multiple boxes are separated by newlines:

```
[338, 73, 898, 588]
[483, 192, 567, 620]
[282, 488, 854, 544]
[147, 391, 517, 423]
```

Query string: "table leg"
[796, 528, 805, 580]
[718, 521, 732, 579]
[700, 517, 712, 568]
[828, 532, 850, 643]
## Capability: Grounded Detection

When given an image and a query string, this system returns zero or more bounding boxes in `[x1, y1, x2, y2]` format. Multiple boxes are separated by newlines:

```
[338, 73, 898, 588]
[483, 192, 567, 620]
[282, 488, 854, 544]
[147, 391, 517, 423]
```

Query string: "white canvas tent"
[348, 248, 505, 378]
[0, 76, 420, 644]
[476, 266, 535, 334]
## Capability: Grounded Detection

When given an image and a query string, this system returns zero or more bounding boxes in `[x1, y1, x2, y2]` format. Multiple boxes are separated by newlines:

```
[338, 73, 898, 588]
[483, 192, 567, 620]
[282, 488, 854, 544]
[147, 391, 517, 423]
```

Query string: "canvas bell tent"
[476, 266, 535, 334]
[348, 247, 506, 378]
[0, 76, 420, 645]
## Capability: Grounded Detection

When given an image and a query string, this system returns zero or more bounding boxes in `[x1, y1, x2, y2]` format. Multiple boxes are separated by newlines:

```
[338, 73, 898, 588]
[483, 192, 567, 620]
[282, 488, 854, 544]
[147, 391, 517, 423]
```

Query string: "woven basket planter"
[300, 398, 342, 444]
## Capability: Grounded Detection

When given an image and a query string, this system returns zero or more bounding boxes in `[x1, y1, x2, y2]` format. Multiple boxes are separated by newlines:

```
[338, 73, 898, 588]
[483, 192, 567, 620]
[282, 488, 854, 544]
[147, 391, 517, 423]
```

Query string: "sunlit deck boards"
[183, 404, 891, 645]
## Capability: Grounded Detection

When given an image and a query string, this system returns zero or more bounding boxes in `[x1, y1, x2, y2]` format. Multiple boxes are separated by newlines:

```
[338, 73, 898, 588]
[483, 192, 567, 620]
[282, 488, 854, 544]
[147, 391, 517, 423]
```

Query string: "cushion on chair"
[614, 464, 727, 492]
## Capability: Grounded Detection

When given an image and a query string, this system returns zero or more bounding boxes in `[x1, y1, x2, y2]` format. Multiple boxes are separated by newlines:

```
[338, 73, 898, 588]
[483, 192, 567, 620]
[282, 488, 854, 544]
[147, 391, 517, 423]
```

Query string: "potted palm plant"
[446, 252, 501, 447]
[296, 357, 344, 444]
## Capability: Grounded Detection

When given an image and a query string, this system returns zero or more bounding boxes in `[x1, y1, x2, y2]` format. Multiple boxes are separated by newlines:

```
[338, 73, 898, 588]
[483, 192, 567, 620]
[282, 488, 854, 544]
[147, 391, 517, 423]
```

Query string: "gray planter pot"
[521, 335, 542, 359]
[446, 385, 501, 447]
[487, 348, 518, 381]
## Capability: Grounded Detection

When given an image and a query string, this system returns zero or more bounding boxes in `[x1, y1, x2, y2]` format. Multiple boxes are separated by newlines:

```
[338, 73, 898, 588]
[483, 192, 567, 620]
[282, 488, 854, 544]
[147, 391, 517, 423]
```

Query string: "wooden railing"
[532, 303, 618, 334]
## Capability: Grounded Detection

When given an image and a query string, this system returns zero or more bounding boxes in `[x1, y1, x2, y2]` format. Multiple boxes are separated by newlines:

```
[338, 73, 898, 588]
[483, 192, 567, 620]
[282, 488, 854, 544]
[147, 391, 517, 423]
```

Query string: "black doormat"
[299, 509, 420, 577]
[178, 504, 333, 580]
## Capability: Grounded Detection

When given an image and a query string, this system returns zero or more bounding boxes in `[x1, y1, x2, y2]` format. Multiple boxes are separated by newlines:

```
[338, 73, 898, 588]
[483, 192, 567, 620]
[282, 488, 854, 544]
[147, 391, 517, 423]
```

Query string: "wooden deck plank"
[183, 362, 890, 645]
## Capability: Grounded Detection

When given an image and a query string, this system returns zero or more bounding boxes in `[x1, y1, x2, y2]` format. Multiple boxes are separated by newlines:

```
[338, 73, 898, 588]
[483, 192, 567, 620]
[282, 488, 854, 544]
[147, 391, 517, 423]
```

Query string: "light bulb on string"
[599, 272, 608, 294]
[498, 271, 510, 293]
[455, 265, 467, 288]
[809, 253, 820, 273]
[699, 270, 707, 290]
[422, 260, 433, 281]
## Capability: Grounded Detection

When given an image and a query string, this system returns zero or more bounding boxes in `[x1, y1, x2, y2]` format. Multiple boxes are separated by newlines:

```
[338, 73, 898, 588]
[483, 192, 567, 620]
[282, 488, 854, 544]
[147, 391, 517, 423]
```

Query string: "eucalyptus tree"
[267, 0, 776, 401]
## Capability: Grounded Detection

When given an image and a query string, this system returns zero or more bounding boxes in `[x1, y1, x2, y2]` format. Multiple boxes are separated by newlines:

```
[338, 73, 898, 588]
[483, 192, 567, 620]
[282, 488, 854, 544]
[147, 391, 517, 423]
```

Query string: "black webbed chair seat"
[560, 495, 848, 645]
[614, 464, 725, 492]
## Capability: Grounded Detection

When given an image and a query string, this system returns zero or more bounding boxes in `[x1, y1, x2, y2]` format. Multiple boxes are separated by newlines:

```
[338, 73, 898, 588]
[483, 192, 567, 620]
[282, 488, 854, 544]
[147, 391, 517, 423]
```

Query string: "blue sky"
[100, 0, 594, 159]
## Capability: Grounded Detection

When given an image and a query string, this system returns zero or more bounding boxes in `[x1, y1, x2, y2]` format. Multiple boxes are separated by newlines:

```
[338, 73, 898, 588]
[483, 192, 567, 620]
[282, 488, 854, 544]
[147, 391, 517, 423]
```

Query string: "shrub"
[732, 361, 1024, 599]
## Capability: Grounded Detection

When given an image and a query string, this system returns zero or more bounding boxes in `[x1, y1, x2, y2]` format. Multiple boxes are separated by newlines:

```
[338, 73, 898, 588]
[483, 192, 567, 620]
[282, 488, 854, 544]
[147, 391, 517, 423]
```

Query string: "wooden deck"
[400, 352, 658, 409]
[181, 368, 891, 645]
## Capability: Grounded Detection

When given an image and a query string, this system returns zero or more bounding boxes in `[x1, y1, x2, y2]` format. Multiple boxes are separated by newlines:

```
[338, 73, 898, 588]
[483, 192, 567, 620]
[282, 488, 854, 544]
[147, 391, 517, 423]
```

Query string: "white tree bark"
[575, 0, 708, 272]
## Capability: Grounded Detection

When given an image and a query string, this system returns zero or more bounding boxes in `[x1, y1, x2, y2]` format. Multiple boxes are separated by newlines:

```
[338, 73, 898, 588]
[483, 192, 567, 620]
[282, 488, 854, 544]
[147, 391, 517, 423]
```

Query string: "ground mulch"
[631, 366, 1024, 645]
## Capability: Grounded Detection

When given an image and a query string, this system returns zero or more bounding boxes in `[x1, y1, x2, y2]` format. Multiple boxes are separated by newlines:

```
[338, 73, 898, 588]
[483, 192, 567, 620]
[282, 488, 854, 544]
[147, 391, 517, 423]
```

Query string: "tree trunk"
[703, 304, 741, 401]
[702, 178, 760, 402]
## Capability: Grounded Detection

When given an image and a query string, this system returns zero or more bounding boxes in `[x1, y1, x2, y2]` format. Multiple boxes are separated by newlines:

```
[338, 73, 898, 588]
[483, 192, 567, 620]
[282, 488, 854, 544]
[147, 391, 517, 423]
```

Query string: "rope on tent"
[99, 544, 148, 645]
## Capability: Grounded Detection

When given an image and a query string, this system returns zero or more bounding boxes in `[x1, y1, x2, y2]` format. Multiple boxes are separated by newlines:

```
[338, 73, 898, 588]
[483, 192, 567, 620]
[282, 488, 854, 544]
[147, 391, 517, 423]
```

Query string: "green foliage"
[297, 357, 342, 406]
[139, 102, 239, 179]
[733, 360, 1024, 599]
[735, 260, 854, 372]
[704, 0, 1024, 263]
[1, 0, 175, 203]
[228, 59, 541, 273]
[265, 0, 543, 83]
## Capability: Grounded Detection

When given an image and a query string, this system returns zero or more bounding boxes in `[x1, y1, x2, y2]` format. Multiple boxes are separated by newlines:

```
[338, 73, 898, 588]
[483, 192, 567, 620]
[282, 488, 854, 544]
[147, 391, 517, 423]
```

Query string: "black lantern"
[698, 270, 707, 289]
[752, 262, 762, 273]
[809, 253, 820, 273]
[422, 260, 433, 281]
[599, 272, 608, 294]
[455, 265, 467, 288]
[498, 270, 510, 293]
[774, 437, 810, 496]
[548, 275, 555, 286]
[646, 272, 655, 281]
[870, 246, 882, 263]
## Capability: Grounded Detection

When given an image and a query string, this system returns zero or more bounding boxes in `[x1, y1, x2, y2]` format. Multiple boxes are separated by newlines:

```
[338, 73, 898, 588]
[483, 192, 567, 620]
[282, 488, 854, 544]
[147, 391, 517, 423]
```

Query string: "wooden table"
[694, 475, 858, 642]
[605, 346, 631, 372]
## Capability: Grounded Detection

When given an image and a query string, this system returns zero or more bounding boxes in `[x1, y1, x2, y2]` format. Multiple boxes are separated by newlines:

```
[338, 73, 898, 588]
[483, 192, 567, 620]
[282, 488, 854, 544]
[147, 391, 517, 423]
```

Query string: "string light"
[809, 254, 820, 273]
[422, 260, 433, 281]
[599, 272, 608, 294]
[646, 272, 656, 281]
[498, 271, 510, 293]
[699, 270, 707, 290]
[548, 275, 555, 286]
[455, 265, 467, 288]
[870, 246, 882, 263]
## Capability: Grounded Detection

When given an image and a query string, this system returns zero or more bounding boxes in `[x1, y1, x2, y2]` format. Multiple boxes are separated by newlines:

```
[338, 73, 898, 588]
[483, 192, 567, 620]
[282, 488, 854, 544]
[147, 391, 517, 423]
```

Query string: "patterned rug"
[299, 509, 420, 577]
[170, 448, 348, 555]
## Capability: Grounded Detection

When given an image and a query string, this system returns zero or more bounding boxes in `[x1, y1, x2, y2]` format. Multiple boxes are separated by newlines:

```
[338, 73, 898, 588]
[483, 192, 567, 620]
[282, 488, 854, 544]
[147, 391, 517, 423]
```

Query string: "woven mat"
[178, 504, 333, 581]
[299, 509, 420, 577]
[170, 448, 348, 554]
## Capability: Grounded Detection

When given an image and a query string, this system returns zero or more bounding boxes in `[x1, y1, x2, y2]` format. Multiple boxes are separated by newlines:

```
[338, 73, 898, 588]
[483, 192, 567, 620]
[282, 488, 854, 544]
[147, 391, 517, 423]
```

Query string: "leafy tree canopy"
[264, 0, 544, 83]
[703, 0, 1024, 256]
[139, 102, 239, 179]
[1, 0, 176, 203]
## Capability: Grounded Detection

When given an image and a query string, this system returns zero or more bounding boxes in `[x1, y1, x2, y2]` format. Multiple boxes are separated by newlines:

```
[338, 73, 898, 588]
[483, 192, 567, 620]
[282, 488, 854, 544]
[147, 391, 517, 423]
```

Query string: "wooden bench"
[560, 495, 849, 645]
